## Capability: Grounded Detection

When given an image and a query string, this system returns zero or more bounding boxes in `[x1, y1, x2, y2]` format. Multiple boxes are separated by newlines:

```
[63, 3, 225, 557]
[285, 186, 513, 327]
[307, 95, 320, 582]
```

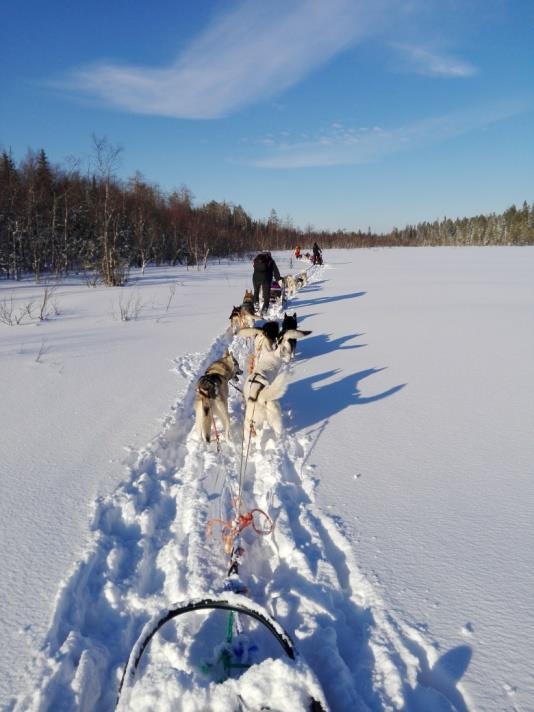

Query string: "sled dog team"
[229, 270, 308, 334]
[282, 270, 308, 299]
[194, 270, 312, 443]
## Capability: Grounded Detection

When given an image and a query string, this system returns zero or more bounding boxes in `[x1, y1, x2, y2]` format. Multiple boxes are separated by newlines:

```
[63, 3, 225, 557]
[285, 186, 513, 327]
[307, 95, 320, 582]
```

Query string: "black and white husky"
[243, 350, 288, 437]
[239, 318, 311, 363]
[277, 312, 311, 362]
[237, 321, 281, 354]
[194, 350, 242, 442]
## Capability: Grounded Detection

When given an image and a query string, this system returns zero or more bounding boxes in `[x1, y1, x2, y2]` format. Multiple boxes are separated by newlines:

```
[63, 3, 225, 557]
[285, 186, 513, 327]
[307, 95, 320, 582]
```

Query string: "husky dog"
[237, 321, 280, 354]
[296, 271, 308, 289]
[277, 312, 312, 362]
[243, 350, 288, 437]
[242, 289, 255, 315]
[194, 350, 243, 442]
[229, 305, 255, 333]
[238, 321, 280, 374]
[229, 306, 243, 334]
[282, 274, 297, 298]
[229, 290, 256, 333]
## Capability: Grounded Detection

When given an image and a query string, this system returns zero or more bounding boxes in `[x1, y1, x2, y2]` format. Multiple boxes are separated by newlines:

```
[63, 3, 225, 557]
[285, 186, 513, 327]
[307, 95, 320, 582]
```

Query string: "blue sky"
[1, 0, 533, 232]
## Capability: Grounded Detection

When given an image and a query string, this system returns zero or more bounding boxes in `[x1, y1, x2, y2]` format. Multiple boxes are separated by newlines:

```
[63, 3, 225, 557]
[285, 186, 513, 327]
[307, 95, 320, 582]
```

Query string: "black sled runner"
[116, 594, 327, 711]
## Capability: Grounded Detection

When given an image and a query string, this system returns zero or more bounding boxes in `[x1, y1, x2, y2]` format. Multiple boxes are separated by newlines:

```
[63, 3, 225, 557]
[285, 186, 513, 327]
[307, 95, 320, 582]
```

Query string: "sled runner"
[116, 594, 327, 711]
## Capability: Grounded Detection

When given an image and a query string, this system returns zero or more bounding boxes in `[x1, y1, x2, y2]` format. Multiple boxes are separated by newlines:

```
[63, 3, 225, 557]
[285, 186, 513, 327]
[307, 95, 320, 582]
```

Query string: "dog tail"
[281, 329, 312, 340]
[259, 372, 289, 402]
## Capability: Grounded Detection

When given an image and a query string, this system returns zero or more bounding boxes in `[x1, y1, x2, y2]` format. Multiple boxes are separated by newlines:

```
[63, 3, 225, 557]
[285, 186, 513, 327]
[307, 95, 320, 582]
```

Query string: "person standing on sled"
[294, 244, 301, 259]
[312, 241, 322, 265]
[252, 251, 281, 316]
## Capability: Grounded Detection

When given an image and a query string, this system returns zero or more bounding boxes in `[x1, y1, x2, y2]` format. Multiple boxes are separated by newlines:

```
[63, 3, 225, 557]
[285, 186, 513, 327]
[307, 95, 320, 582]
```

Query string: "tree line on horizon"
[1, 142, 533, 285]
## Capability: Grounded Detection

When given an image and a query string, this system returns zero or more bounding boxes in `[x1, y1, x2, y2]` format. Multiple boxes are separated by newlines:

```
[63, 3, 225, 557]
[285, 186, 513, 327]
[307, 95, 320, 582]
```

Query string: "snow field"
[10, 260, 476, 711]
[5, 247, 532, 711]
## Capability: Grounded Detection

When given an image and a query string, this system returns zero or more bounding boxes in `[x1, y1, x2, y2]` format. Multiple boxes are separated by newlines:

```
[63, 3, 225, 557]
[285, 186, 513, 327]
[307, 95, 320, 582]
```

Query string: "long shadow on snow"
[286, 311, 318, 325]
[285, 369, 405, 431]
[294, 290, 365, 309]
[404, 639, 472, 712]
[293, 278, 327, 289]
[293, 284, 323, 294]
[297, 332, 365, 360]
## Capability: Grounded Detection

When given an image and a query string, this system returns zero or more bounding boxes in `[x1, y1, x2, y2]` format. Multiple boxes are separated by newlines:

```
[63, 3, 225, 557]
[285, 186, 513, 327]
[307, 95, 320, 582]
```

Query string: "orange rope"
[207, 501, 274, 555]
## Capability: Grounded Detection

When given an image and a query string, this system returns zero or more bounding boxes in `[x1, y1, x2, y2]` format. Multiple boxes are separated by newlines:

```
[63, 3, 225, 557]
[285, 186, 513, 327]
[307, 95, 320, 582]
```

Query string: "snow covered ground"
[1, 247, 533, 711]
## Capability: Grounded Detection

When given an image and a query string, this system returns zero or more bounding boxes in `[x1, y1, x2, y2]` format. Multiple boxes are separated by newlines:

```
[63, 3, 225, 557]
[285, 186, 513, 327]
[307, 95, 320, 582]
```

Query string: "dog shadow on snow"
[294, 290, 365, 309]
[296, 332, 365, 359]
[289, 311, 318, 325]
[405, 641, 472, 712]
[285, 368, 405, 430]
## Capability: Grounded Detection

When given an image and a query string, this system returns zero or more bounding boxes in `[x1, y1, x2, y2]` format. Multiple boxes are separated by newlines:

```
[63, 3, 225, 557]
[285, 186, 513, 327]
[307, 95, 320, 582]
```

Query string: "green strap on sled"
[226, 610, 234, 644]
[201, 611, 251, 682]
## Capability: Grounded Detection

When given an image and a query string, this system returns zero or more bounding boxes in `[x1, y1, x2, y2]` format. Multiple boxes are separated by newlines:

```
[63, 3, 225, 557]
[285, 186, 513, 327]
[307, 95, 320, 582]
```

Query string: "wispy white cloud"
[56, 0, 391, 119]
[247, 102, 527, 168]
[391, 43, 477, 77]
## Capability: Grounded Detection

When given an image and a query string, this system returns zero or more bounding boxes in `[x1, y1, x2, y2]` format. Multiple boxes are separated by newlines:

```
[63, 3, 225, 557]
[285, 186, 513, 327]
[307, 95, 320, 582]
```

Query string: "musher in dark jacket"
[252, 251, 281, 315]
[312, 241, 322, 264]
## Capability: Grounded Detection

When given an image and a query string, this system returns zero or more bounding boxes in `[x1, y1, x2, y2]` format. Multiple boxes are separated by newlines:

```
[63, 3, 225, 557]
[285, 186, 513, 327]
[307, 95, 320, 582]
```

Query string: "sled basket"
[270, 280, 283, 302]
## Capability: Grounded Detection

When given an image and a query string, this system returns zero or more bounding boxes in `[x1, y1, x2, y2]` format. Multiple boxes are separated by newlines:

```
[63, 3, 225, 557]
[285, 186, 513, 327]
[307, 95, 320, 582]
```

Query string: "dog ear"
[293, 312, 297, 319]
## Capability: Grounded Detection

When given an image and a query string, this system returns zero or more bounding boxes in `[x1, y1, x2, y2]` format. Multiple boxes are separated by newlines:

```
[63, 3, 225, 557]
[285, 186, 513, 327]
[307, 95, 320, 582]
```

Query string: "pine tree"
[0, 151, 20, 278]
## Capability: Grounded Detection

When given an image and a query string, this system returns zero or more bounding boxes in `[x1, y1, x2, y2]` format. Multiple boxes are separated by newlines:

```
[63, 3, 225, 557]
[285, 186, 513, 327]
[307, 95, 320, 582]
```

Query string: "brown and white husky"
[229, 290, 256, 333]
[194, 350, 242, 442]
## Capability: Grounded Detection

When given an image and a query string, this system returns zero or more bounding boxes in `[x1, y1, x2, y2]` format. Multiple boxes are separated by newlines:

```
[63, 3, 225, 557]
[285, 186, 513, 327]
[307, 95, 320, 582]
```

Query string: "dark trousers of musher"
[253, 272, 271, 313]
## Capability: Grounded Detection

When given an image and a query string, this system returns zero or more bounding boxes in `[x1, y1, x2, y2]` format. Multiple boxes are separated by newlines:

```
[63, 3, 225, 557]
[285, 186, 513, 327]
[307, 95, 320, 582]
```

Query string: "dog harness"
[198, 373, 220, 399]
[247, 373, 269, 402]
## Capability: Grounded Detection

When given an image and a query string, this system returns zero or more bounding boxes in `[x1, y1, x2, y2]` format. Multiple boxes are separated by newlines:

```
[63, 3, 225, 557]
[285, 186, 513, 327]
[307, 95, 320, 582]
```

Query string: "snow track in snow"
[15, 266, 469, 711]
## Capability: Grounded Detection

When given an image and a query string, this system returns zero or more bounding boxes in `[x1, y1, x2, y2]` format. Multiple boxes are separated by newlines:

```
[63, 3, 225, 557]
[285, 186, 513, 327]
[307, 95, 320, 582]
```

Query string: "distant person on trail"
[294, 244, 301, 259]
[312, 242, 323, 265]
[252, 251, 281, 316]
